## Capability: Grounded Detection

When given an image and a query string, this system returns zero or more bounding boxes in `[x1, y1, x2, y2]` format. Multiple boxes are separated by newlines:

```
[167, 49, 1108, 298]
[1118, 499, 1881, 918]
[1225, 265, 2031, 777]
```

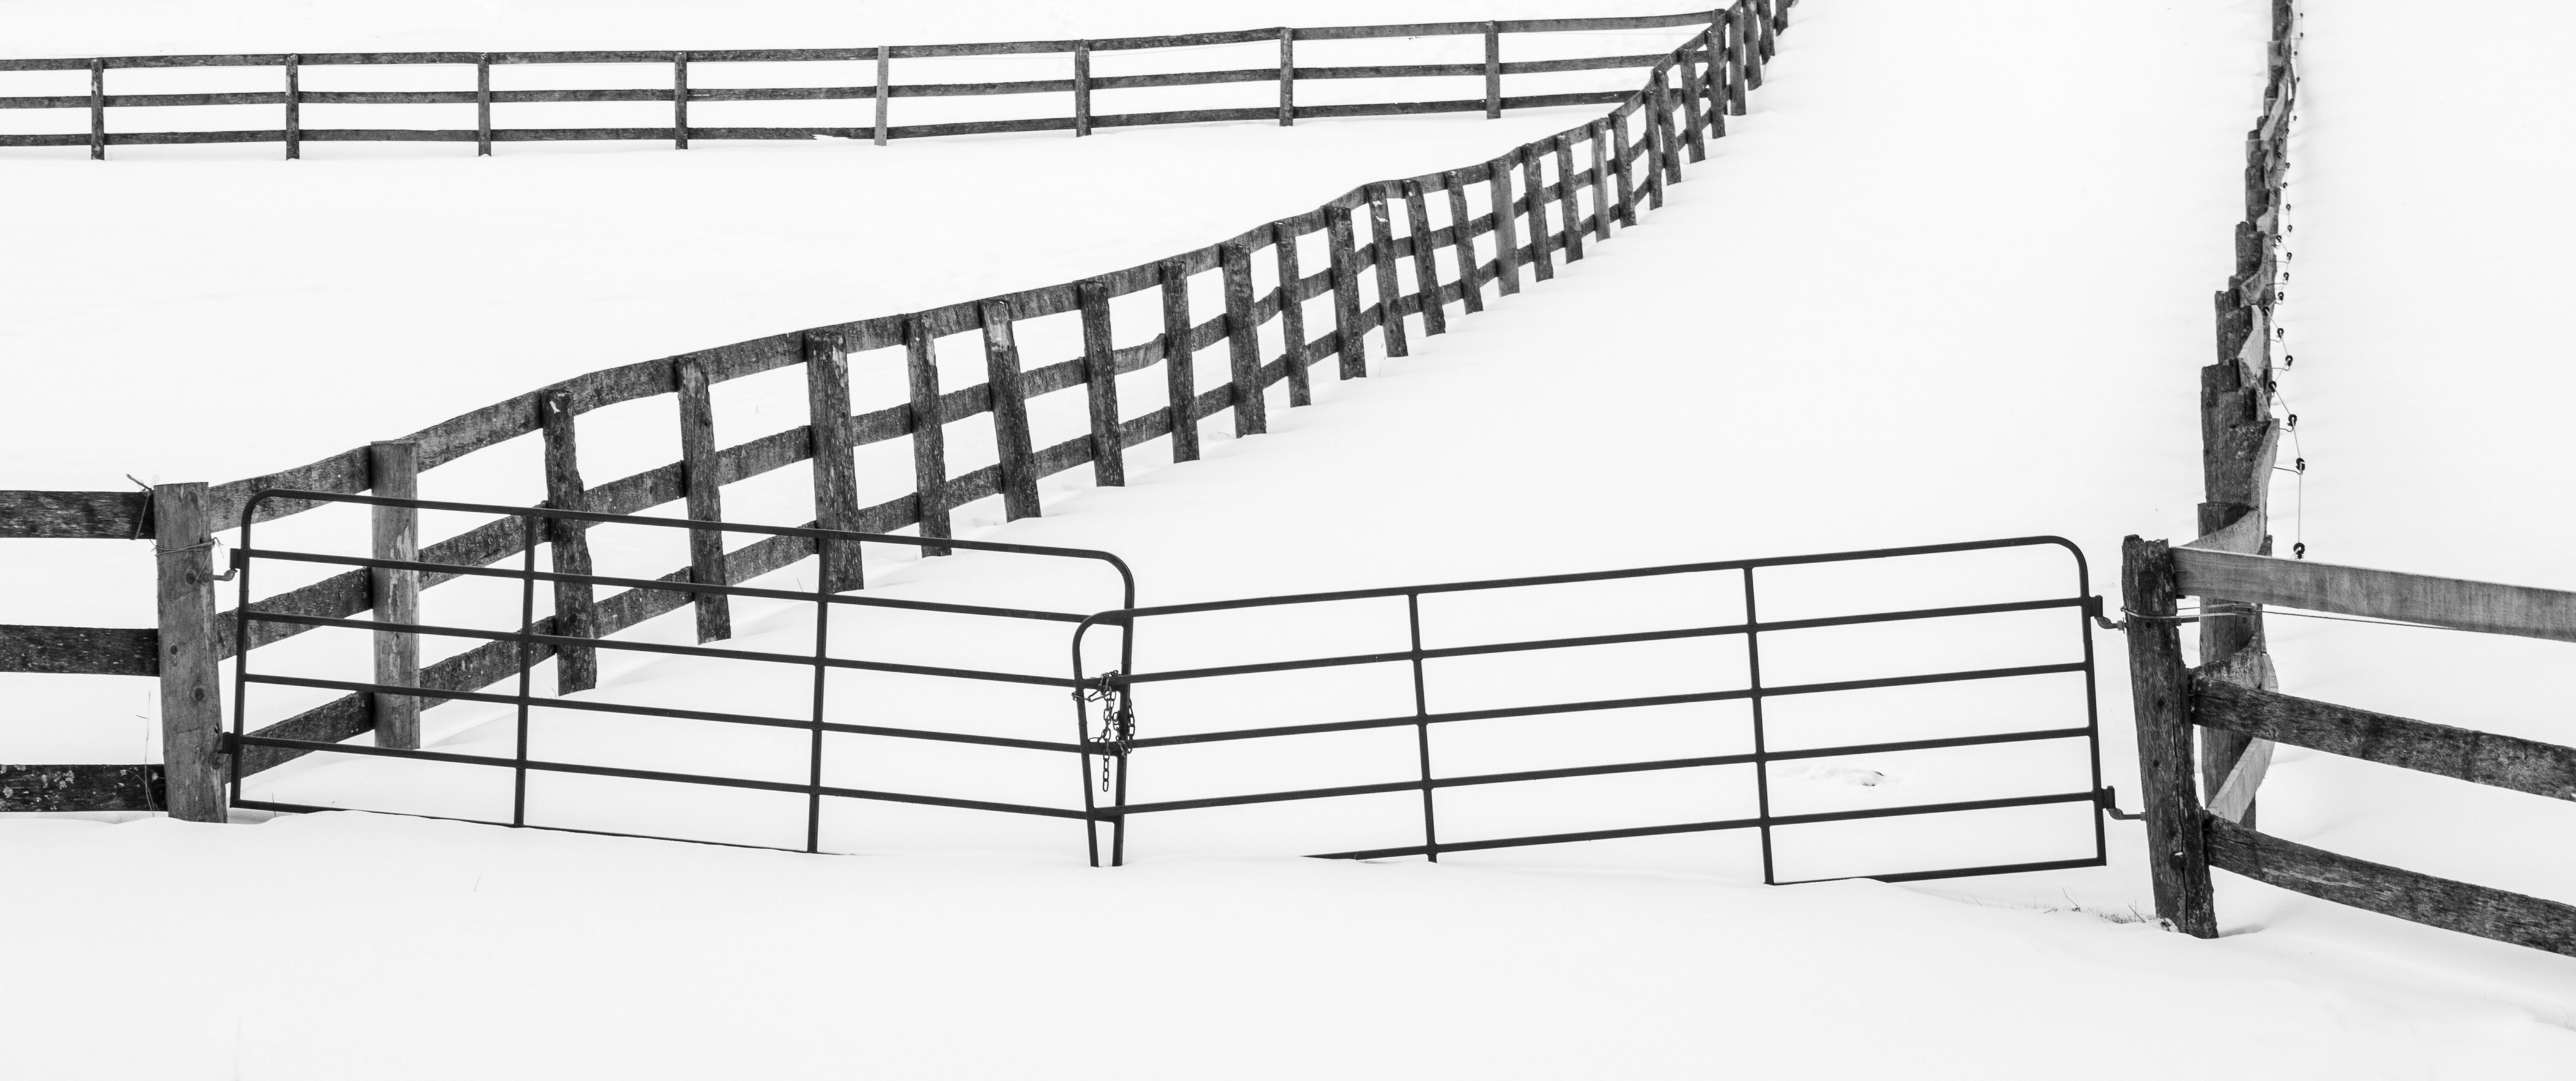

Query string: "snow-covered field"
[6, 0, 2575, 1077]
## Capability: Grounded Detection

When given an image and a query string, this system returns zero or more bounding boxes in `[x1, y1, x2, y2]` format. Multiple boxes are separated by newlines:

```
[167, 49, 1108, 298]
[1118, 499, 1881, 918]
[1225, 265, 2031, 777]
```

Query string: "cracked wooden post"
[1220, 242, 1269, 436]
[673, 53, 690, 149]
[904, 318, 951, 554]
[804, 331, 866, 592]
[1366, 187, 1410, 357]
[540, 390, 598, 693]
[88, 59, 104, 161]
[370, 440, 421, 751]
[1443, 172, 1485, 314]
[674, 357, 732, 641]
[1277, 28, 1295, 126]
[1325, 208, 1367, 379]
[1271, 220, 1313, 406]
[2123, 536, 2219, 938]
[153, 482, 225, 822]
[1402, 180, 1447, 334]
[1079, 280, 1126, 485]
[1161, 258, 1204, 457]
[981, 300, 1042, 519]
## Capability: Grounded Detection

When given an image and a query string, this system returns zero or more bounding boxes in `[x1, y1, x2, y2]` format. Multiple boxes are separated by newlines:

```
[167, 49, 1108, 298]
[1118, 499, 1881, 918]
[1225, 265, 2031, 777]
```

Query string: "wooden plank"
[1644, 76, 1671, 210]
[1078, 282, 1127, 486]
[1553, 139, 1586, 262]
[1271, 219, 1313, 406]
[1697, 37, 1726, 139]
[1325, 207, 1368, 380]
[804, 331, 866, 591]
[538, 390, 598, 694]
[88, 59, 103, 160]
[1158, 259, 1205, 461]
[2121, 535, 2219, 937]
[674, 356, 732, 641]
[2206, 817, 2576, 957]
[2195, 677, 2576, 804]
[1588, 121, 1616, 241]
[153, 482, 225, 823]
[0, 765, 163, 813]
[1277, 28, 1294, 126]
[1610, 112, 1638, 228]
[0, 625, 157, 676]
[1366, 190, 1410, 358]
[1402, 181, 1447, 336]
[873, 47, 890, 145]
[1483, 22, 1502, 119]
[981, 300, 1042, 520]
[903, 319, 949, 554]
[369, 440, 421, 751]
[672, 53, 689, 149]
[1725, 11, 1749, 115]
[1220, 242, 1270, 437]
[283, 55, 300, 160]
[1519, 147, 1555, 282]
[1677, 42, 1708, 163]
[0, 490, 147, 539]
[1489, 157, 1523, 296]
[2174, 547, 2576, 643]
[1072, 41, 1092, 137]
[1654, 66, 1683, 187]
[475, 55, 492, 156]
[1443, 170, 1486, 314]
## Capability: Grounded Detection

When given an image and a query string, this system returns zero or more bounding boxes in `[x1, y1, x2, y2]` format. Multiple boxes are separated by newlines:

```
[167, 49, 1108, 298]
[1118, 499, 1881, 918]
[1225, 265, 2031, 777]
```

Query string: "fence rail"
[1, 9, 1740, 157]
[0, 1, 1793, 816]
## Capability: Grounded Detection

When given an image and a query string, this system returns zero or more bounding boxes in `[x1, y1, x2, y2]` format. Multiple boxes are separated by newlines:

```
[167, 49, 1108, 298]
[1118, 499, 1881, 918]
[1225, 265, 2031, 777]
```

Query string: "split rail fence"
[0, 1, 1793, 818]
[3, 8, 1749, 158]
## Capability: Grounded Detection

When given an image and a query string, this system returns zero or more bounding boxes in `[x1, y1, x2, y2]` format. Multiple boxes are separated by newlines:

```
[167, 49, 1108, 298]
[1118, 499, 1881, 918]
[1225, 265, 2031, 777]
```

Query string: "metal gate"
[1071, 537, 2115, 881]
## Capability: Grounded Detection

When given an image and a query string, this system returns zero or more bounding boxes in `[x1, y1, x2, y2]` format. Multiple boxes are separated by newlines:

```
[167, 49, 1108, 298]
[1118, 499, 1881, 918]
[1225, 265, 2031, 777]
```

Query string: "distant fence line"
[0, 9, 1735, 157]
[0, 1, 1793, 815]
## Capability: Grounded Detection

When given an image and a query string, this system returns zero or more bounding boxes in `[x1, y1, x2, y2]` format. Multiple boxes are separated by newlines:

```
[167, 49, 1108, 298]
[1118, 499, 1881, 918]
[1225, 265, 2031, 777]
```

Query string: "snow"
[6, 0, 2576, 1076]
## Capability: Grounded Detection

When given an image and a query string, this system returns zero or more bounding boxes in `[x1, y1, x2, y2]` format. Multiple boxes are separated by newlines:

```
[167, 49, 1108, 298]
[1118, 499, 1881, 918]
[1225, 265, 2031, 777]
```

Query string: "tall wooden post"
[672, 53, 690, 149]
[1325, 207, 1368, 379]
[1366, 189, 1410, 357]
[674, 357, 732, 641]
[1678, 47, 1708, 163]
[1078, 281, 1127, 485]
[1483, 23, 1502, 119]
[1072, 41, 1093, 137]
[873, 47, 890, 145]
[1277, 28, 1295, 126]
[88, 59, 105, 161]
[805, 331, 866, 591]
[1220, 242, 1268, 436]
[283, 55, 301, 161]
[1443, 172, 1485, 314]
[2122, 536, 2218, 938]
[1518, 148, 1554, 282]
[981, 300, 1042, 519]
[1610, 114, 1638, 228]
[153, 482, 225, 822]
[369, 441, 421, 750]
[1272, 220, 1313, 406]
[1159, 259, 1204, 459]
[476, 55, 493, 156]
[539, 390, 598, 694]
[904, 318, 951, 554]
[1553, 139, 1584, 263]
[1402, 180, 1447, 335]
[1489, 158, 1522, 296]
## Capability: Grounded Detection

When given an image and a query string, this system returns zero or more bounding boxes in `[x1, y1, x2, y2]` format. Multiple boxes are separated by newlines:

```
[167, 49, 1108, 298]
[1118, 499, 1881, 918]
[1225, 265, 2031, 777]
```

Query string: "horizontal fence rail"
[2, 9, 1747, 158]
[0, 0, 1795, 816]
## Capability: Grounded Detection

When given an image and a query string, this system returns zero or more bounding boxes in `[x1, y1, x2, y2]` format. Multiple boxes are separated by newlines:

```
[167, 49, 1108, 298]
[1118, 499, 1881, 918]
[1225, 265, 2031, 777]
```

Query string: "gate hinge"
[2097, 786, 2144, 821]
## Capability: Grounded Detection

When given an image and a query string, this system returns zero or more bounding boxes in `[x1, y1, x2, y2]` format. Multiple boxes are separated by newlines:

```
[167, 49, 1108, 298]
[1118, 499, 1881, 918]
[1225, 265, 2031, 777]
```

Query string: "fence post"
[1078, 281, 1127, 485]
[1443, 171, 1485, 314]
[673, 53, 689, 149]
[1489, 157, 1523, 297]
[1325, 207, 1368, 379]
[369, 441, 421, 751]
[284, 55, 300, 161]
[981, 300, 1043, 519]
[1678, 48, 1708, 163]
[873, 46, 890, 145]
[1699, 35, 1728, 139]
[674, 356, 732, 640]
[1073, 41, 1092, 137]
[1519, 147, 1554, 282]
[1483, 22, 1502, 118]
[1277, 28, 1295, 126]
[2122, 535, 2219, 938]
[153, 482, 224, 822]
[804, 331, 867, 591]
[904, 318, 951, 554]
[539, 390, 598, 693]
[1743, 5, 1766, 89]
[1588, 122, 1615, 242]
[1271, 220, 1314, 407]
[1553, 139, 1585, 263]
[476, 55, 493, 156]
[1221, 242, 1269, 436]
[1757, 0, 1779, 62]
[1159, 259, 1204, 459]
[1610, 113, 1639, 228]
[88, 59, 104, 161]
[1726, 12, 1749, 116]
[1402, 180, 1447, 335]
[1366, 188, 1410, 357]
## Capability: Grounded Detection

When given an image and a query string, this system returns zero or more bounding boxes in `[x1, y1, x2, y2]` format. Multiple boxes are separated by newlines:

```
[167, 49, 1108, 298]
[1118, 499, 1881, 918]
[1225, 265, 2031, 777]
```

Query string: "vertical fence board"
[2123, 535, 2219, 938]
[1727, 12, 1749, 115]
[1589, 122, 1615, 241]
[982, 300, 1043, 518]
[153, 482, 223, 822]
[1272, 220, 1313, 406]
[369, 440, 421, 751]
[1221, 243, 1269, 435]
[88, 59, 105, 161]
[1611, 113, 1639, 227]
[1073, 42, 1093, 137]
[1483, 23, 1502, 119]
[1079, 281, 1127, 484]
[674, 356, 732, 640]
[1655, 69, 1683, 186]
[1326, 207, 1368, 379]
[1519, 147, 1555, 282]
[873, 47, 890, 145]
[904, 319, 951, 553]
[1160, 259, 1204, 459]
[1277, 28, 1295, 126]
[284, 55, 301, 160]
[1678, 44, 1708, 162]
[476, 55, 493, 155]
[1367, 189, 1411, 357]
[1489, 158, 1523, 296]
[539, 391, 598, 693]
[1402, 180, 1447, 335]
[1553, 138, 1585, 262]
[1444, 170, 1485, 314]
[1699, 36, 1728, 138]
[804, 331, 866, 591]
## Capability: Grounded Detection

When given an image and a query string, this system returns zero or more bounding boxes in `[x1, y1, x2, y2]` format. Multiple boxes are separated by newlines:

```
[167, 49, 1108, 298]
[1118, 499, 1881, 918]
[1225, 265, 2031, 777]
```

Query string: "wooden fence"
[2, 9, 1738, 158]
[0, 1, 1794, 817]
[2123, 540, 2576, 956]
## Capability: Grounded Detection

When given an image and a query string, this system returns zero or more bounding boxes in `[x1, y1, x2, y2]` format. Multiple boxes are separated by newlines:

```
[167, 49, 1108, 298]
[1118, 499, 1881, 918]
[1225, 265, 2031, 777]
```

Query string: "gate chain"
[1078, 672, 1134, 793]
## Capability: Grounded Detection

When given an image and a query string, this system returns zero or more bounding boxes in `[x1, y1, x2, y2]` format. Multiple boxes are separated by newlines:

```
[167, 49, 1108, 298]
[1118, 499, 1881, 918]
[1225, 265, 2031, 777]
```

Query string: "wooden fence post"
[1366, 189, 1410, 357]
[1443, 171, 1485, 314]
[1272, 220, 1313, 406]
[539, 390, 598, 694]
[1518, 147, 1554, 282]
[1726, 12, 1749, 116]
[1402, 180, 1447, 335]
[1611, 113, 1639, 228]
[1489, 158, 1523, 296]
[981, 300, 1043, 518]
[1160, 259, 1204, 459]
[1277, 28, 1295, 126]
[673, 53, 690, 149]
[674, 356, 732, 641]
[1221, 242, 1269, 436]
[284, 55, 300, 161]
[1325, 208, 1368, 379]
[89, 59, 104, 161]
[1073, 41, 1093, 137]
[1483, 22, 1502, 119]
[1588, 121, 1615, 242]
[804, 331, 866, 591]
[904, 318, 951, 554]
[1699, 36, 1728, 139]
[153, 482, 224, 822]
[476, 55, 493, 156]
[2123, 535, 2219, 938]
[369, 441, 421, 751]
[1078, 281, 1127, 484]
[1678, 47, 1708, 162]
[1743, 5, 1766, 90]
[1553, 138, 1585, 262]
[873, 46, 890, 145]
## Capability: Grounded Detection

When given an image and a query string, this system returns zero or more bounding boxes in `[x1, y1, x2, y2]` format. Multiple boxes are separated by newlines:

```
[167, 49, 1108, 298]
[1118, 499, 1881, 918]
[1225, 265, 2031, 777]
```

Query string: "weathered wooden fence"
[0, 0, 1794, 817]
[2123, 540, 2576, 956]
[1, 9, 1738, 159]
